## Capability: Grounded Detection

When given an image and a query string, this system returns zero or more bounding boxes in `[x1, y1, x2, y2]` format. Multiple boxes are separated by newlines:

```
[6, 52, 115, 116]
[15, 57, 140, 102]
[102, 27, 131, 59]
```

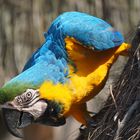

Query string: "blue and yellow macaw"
[0, 11, 130, 137]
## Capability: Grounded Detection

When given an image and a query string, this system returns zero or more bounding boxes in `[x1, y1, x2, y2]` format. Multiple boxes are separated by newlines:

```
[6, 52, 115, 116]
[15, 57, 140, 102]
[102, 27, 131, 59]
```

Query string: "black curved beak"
[1, 99, 66, 138]
[2, 105, 34, 138]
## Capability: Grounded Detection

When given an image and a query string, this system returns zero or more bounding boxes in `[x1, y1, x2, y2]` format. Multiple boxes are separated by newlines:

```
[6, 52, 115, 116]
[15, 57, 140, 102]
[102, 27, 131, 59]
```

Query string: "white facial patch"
[9, 89, 48, 119]
[11, 89, 40, 109]
[22, 100, 47, 119]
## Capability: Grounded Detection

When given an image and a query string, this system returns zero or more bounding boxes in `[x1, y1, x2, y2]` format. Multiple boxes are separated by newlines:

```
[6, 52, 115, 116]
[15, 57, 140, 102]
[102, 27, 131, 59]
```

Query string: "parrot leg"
[79, 111, 97, 134]
[71, 103, 97, 131]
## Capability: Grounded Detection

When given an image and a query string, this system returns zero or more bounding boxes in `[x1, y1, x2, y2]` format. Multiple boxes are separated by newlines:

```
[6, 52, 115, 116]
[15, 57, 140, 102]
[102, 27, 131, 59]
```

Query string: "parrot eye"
[25, 92, 33, 100]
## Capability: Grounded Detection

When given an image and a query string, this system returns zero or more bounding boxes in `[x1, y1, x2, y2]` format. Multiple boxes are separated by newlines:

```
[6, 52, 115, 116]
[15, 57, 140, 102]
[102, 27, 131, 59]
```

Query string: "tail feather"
[116, 43, 131, 56]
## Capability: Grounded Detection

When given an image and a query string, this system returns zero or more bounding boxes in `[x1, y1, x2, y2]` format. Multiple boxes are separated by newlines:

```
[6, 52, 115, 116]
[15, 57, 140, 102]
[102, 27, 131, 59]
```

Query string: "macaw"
[0, 11, 130, 137]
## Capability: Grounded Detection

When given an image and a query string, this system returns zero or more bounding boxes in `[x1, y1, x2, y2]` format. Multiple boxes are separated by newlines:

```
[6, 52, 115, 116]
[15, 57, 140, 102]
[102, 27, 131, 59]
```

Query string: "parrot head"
[0, 48, 69, 138]
[0, 81, 67, 138]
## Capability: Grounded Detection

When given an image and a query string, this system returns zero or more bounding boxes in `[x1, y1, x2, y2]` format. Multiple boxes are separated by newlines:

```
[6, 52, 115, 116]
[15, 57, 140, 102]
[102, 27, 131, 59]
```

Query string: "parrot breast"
[64, 37, 130, 104]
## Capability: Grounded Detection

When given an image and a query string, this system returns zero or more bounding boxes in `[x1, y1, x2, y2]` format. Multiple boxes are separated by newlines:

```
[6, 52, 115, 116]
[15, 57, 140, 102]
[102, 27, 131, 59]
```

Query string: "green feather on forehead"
[0, 82, 38, 104]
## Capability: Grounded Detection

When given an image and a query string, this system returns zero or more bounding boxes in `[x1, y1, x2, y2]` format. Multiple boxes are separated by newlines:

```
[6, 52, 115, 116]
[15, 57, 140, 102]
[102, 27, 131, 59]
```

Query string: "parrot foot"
[79, 120, 97, 135]
[87, 119, 97, 128]
[79, 121, 97, 139]
[79, 124, 86, 133]
[88, 111, 97, 115]
[79, 124, 87, 139]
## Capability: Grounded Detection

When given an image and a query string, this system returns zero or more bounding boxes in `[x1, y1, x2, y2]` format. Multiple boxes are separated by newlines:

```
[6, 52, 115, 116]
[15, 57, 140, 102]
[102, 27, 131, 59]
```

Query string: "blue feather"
[46, 11, 124, 50]
[2, 11, 125, 95]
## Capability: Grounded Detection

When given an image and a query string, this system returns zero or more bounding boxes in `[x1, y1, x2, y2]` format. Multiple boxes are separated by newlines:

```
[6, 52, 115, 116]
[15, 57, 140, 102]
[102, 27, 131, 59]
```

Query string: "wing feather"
[46, 11, 124, 50]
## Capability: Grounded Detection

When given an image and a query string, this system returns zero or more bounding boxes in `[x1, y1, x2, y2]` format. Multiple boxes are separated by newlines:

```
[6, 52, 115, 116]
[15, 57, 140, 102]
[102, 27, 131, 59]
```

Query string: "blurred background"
[0, 0, 140, 140]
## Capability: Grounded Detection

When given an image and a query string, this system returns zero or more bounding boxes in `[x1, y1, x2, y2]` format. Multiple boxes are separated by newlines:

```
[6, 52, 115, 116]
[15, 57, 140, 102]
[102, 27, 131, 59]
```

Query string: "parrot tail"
[116, 43, 131, 56]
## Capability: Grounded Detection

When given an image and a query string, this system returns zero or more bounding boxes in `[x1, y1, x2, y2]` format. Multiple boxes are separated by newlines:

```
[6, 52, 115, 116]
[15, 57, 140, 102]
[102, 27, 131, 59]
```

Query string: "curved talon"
[88, 111, 97, 115]
[78, 120, 97, 139]
[79, 119, 97, 134]
[79, 124, 87, 137]
[79, 124, 86, 132]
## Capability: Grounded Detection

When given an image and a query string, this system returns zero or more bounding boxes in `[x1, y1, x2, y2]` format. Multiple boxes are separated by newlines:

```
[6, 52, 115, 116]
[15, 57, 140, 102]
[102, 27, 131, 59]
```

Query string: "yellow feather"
[39, 37, 131, 123]
[39, 82, 72, 114]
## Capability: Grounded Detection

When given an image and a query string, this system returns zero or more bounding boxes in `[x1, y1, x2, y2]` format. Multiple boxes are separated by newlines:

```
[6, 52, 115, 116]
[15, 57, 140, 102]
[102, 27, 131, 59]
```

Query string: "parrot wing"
[45, 11, 124, 51]
[23, 11, 124, 71]
[0, 11, 124, 103]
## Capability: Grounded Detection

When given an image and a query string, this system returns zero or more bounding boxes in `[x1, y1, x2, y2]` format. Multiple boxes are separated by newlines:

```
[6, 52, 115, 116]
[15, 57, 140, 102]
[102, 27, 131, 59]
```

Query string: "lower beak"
[2, 105, 34, 138]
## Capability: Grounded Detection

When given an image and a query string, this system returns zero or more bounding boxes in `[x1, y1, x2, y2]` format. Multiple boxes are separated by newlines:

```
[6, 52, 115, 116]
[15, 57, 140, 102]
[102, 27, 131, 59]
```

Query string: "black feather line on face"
[44, 100, 64, 117]
[14, 89, 40, 108]
[36, 100, 66, 126]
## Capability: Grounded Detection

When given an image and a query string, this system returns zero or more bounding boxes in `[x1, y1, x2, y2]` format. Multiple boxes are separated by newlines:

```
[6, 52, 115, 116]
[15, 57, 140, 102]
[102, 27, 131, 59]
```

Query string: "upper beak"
[1, 98, 48, 138]
[2, 104, 34, 138]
